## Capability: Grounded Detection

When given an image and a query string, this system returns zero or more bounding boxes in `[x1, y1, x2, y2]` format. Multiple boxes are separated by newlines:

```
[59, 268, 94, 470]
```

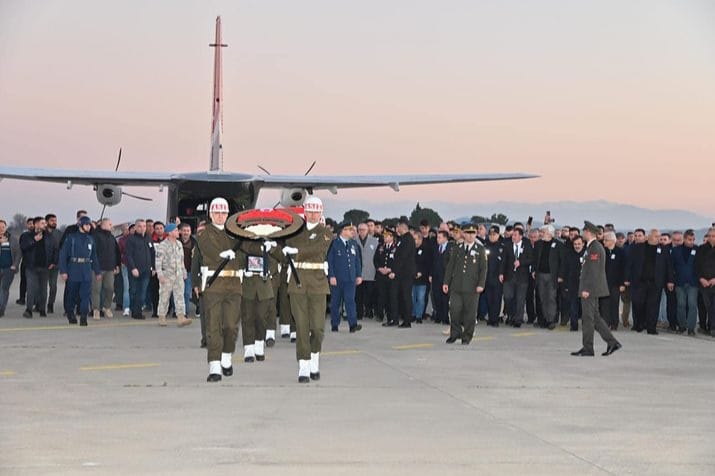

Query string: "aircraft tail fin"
[209, 16, 227, 171]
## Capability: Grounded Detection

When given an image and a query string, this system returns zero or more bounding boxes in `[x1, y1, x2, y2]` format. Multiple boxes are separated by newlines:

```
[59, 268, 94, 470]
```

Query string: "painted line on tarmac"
[392, 343, 434, 350]
[0, 321, 155, 333]
[80, 363, 160, 371]
[322, 350, 362, 357]
[0, 370, 17, 377]
[510, 332, 536, 337]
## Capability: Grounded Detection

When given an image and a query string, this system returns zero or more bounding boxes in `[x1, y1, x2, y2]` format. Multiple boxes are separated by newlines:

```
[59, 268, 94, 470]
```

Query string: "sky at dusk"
[1, 0, 714, 225]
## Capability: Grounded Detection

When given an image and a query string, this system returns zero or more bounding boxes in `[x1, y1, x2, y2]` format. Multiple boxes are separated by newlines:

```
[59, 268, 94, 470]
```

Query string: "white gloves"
[282, 246, 298, 256]
[263, 241, 278, 252]
[219, 249, 236, 260]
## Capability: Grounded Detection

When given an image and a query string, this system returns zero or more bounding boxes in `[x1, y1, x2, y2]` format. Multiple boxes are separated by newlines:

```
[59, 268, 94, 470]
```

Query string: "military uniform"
[191, 220, 246, 380]
[58, 221, 101, 326]
[155, 233, 192, 327]
[574, 222, 620, 356]
[239, 241, 283, 361]
[443, 238, 487, 344]
[373, 236, 396, 322]
[285, 218, 332, 381]
[327, 232, 362, 331]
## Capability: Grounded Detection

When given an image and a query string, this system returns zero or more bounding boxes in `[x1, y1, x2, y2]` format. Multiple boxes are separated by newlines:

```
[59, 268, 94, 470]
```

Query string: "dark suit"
[501, 239, 533, 325]
[392, 232, 416, 324]
[579, 239, 618, 352]
[484, 240, 505, 325]
[625, 242, 675, 333]
[600, 246, 625, 329]
[431, 241, 453, 324]
[563, 247, 584, 329]
[533, 239, 565, 326]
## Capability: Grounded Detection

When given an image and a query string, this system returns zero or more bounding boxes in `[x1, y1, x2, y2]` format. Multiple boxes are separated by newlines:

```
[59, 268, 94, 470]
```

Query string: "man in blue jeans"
[125, 219, 155, 320]
[673, 229, 699, 335]
[327, 222, 362, 333]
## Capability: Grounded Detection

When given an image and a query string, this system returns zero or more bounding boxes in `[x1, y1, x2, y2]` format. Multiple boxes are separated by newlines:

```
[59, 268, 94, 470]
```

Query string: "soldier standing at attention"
[191, 198, 246, 382]
[443, 224, 487, 345]
[155, 223, 192, 328]
[327, 221, 363, 333]
[571, 221, 622, 357]
[284, 196, 333, 383]
[58, 216, 101, 326]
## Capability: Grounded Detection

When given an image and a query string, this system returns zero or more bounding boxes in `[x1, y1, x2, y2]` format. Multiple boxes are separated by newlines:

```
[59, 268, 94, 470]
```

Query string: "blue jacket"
[327, 238, 362, 283]
[58, 231, 101, 282]
[672, 245, 698, 287]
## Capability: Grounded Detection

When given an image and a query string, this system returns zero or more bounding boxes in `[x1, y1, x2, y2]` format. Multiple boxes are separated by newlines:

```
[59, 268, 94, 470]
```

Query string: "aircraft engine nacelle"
[279, 188, 307, 208]
[96, 184, 122, 207]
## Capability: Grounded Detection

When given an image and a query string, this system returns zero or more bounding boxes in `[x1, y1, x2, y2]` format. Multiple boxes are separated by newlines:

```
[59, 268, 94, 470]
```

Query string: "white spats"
[254, 340, 265, 356]
[280, 325, 290, 335]
[298, 360, 310, 378]
[209, 360, 221, 375]
[221, 352, 232, 368]
[243, 345, 255, 359]
[290, 331, 296, 340]
[266, 329, 276, 340]
[310, 352, 320, 373]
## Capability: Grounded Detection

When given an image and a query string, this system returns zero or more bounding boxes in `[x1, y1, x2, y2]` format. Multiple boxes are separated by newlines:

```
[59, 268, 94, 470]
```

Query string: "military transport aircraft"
[0, 17, 537, 229]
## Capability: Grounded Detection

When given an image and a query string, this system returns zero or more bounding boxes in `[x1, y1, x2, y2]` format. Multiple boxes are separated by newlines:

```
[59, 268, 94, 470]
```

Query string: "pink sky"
[1, 0, 714, 223]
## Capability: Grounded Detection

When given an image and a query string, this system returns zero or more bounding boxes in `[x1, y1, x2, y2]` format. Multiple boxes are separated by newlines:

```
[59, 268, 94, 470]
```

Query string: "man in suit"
[430, 230, 452, 325]
[625, 228, 675, 335]
[571, 221, 621, 357]
[355, 222, 378, 320]
[601, 231, 626, 330]
[443, 224, 487, 345]
[484, 225, 505, 327]
[500, 227, 533, 328]
[533, 224, 565, 330]
[391, 217, 416, 328]
[327, 221, 363, 333]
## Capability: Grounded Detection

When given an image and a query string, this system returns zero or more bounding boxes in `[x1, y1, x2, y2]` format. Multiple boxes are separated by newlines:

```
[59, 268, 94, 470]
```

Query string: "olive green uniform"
[191, 224, 245, 363]
[444, 242, 487, 343]
[578, 239, 618, 353]
[285, 223, 333, 361]
[239, 241, 283, 357]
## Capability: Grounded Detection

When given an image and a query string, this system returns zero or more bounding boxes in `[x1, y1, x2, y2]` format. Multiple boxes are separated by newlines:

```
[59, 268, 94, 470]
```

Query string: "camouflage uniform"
[156, 238, 186, 318]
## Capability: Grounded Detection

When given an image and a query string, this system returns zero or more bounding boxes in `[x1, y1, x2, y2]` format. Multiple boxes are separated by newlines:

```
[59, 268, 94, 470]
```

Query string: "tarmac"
[1, 280, 714, 476]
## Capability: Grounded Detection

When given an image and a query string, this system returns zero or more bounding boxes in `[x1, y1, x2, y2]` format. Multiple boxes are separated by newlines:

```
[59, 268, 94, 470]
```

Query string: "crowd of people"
[1, 205, 714, 380]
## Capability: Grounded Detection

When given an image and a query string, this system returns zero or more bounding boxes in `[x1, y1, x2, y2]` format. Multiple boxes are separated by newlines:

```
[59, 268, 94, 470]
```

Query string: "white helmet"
[209, 197, 229, 213]
[303, 196, 323, 214]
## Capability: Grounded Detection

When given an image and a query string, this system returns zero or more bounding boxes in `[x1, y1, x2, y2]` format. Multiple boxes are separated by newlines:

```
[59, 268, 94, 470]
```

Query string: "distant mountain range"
[319, 199, 712, 231]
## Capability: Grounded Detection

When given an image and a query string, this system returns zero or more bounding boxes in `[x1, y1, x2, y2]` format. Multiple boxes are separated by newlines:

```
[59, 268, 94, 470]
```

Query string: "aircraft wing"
[0, 166, 177, 186]
[255, 173, 539, 192]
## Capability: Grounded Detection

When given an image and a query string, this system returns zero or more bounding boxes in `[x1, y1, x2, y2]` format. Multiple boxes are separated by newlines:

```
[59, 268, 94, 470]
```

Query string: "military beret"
[583, 220, 599, 235]
[164, 223, 177, 233]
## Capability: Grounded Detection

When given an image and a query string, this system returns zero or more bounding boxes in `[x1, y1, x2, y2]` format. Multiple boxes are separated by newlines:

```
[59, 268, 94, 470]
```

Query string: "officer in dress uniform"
[191, 198, 247, 382]
[58, 216, 101, 326]
[327, 221, 363, 333]
[374, 228, 396, 323]
[443, 224, 487, 344]
[571, 221, 622, 357]
[283, 196, 333, 383]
